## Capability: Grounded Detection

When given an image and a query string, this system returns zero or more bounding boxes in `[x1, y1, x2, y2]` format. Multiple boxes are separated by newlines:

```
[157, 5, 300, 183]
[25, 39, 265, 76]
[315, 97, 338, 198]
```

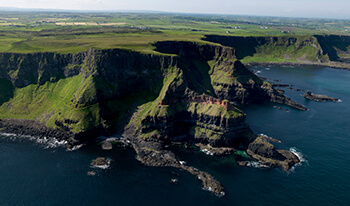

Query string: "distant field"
[0, 11, 349, 54]
[55, 22, 126, 26]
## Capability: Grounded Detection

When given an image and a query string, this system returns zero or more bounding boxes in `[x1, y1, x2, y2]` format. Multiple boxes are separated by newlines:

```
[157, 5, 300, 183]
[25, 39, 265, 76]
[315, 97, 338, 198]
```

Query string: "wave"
[67, 144, 85, 151]
[259, 133, 281, 143]
[289, 147, 308, 171]
[255, 70, 262, 75]
[201, 186, 225, 197]
[200, 148, 214, 156]
[0, 132, 67, 149]
[246, 161, 270, 169]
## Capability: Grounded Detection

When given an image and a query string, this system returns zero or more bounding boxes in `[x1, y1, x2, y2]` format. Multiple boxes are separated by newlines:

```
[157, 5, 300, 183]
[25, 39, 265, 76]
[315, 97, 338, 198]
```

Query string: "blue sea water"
[1, 65, 350, 205]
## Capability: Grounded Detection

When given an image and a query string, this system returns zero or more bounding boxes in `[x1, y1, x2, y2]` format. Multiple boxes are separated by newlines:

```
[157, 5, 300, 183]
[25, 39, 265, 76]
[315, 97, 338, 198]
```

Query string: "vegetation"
[1, 11, 350, 136]
[0, 11, 349, 54]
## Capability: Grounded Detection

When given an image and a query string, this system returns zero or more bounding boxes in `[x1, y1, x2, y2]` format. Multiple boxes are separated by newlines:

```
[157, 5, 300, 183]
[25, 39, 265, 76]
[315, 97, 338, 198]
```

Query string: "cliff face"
[314, 35, 350, 62]
[0, 41, 305, 143]
[203, 35, 329, 63]
[0, 41, 306, 195]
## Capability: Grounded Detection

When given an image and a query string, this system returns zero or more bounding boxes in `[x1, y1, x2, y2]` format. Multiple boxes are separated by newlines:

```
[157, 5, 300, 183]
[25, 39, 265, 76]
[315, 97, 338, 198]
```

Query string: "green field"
[0, 11, 350, 54]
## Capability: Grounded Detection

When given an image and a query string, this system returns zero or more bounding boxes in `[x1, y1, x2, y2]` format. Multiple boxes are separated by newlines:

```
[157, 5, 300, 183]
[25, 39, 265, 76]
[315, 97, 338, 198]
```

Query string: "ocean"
[1, 65, 350, 206]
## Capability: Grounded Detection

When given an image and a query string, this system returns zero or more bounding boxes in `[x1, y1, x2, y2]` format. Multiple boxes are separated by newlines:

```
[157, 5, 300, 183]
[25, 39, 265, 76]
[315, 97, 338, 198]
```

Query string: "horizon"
[0, 0, 349, 20]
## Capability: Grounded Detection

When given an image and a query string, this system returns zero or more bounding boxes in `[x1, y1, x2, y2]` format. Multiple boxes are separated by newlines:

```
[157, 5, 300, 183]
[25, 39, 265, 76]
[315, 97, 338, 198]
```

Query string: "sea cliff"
[0, 41, 304, 195]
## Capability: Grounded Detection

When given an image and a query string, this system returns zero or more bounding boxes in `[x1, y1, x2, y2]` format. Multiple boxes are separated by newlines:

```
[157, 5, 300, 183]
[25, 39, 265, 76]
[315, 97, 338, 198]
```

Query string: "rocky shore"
[245, 59, 350, 70]
[247, 136, 300, 171]
[125, 132, 225, 196]
[0, 118, 74, 141]
[303, 90, 339, 102]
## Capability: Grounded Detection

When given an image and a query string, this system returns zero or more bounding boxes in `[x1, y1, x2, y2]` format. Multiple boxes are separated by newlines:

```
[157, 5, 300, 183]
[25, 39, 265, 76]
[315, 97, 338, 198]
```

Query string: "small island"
[303, 90, 339, 102]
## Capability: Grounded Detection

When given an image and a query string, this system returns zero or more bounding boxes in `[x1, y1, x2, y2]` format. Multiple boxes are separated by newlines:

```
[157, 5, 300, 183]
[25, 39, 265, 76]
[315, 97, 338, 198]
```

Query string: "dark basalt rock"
[90, 157, 111, 169]
[126, 135, 225, 196]
[303, 90, 339, 102]
[0, 118, 74, 142]
[101, 142, 113, 150]
[247, 136, 300, 171]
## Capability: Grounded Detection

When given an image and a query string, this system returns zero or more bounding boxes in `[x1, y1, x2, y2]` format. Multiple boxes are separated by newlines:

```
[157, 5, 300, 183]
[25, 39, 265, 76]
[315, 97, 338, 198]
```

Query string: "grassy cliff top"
[0, 12, 350, 54]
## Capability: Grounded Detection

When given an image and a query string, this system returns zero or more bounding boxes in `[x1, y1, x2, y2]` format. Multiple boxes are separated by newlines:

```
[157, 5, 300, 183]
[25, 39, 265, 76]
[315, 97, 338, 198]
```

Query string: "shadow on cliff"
[0, 78, 14, 106]
[315, 35, 350, 62]
[181, 58, 216, 96]
[202, 35, 266, 60]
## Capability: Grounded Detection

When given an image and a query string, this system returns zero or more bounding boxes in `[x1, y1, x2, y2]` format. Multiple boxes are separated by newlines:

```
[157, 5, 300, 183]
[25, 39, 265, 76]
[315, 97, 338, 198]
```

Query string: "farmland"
[0, 11, 349, 54]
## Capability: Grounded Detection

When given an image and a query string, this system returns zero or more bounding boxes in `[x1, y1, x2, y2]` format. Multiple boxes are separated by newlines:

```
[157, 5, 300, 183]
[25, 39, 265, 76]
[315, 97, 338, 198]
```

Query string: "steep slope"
[0, 41, 302, 195]
[203, 35, 329, 63]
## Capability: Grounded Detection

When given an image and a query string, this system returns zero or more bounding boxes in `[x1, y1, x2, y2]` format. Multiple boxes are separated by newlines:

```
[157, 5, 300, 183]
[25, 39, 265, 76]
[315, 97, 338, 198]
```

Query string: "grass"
[0, 75, 104, 133]
[0, 11, 350, 135]
[0, 12, 349, 54]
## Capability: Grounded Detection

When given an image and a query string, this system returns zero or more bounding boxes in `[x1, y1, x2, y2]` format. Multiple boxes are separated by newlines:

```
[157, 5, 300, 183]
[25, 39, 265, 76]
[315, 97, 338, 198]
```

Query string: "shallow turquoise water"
[1, 65, 350, 205]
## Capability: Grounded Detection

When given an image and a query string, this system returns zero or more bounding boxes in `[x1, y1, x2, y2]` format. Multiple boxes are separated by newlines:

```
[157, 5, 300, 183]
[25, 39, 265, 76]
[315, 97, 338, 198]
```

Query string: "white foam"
[246, 161, 270, 169]
[201, 148, 214, 156]
[290, 147, 307, 163]
[67, 144, 84, 151]
[91, 159, 111, 169]
[255, 70, 262, 75]
[259, 133, 281, 143]
[179, 161, 186, 165]
[201, 187, 225, 197]
[265, 68, 271, 70]
[289, 147, 308, 171]
[0, 132, 18, 137]
[0, 132, 67, 149]
[337, 99, 342, 103]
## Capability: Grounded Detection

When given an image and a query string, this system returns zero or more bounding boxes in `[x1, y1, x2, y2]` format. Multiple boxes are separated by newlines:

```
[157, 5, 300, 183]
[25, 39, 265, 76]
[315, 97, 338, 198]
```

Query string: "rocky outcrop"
[303, 90, 339, 102]
[247, 136, 300, 171]
[203, 35, 328, 63]
[314, 35, 350, 62]
[210, 59, 307, 110]
[124, 130, 225, 196]
[90, 157, 111, 169]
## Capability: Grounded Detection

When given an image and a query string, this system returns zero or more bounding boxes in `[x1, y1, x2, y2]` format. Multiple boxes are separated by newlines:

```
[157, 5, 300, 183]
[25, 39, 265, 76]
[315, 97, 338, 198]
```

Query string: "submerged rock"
[87, 171, 97, 176]
[90, 157, 111, 169]
[303, 90, 339, 102]
[102, 142, 113, 150]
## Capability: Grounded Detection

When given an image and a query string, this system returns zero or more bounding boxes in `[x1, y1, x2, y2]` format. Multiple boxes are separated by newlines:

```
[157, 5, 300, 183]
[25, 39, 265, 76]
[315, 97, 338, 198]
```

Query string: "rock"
[87, 171, 96, 176]
[238, 161, 248, 167]
[247, 136, 300, 171]
[124, 135, 225, 196]
[90, 157, 111, 169]
[303, 90, 339, 102]
[102, 142, 113, 150]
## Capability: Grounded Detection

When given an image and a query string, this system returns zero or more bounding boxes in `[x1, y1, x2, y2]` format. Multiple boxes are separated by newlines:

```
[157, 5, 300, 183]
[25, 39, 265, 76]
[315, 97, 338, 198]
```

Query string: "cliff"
[203, 35, 329, 63]
[0, 41, 305, 195]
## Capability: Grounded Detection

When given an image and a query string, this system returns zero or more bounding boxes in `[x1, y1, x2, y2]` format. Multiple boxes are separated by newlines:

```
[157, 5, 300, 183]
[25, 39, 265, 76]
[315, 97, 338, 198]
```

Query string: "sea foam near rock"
[289, 147, 307, 171]
[246, 161, 270, 169]
[0, 132, 67, 149]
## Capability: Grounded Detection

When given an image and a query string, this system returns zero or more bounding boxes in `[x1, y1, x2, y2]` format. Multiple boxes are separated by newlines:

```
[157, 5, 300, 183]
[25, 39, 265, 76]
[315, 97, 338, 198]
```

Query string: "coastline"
[245, 61, 350, 70]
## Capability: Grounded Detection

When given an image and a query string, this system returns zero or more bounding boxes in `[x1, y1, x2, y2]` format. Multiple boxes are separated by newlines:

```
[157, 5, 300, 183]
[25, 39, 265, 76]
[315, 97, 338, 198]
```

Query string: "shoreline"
[245, 61, 350, 70]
